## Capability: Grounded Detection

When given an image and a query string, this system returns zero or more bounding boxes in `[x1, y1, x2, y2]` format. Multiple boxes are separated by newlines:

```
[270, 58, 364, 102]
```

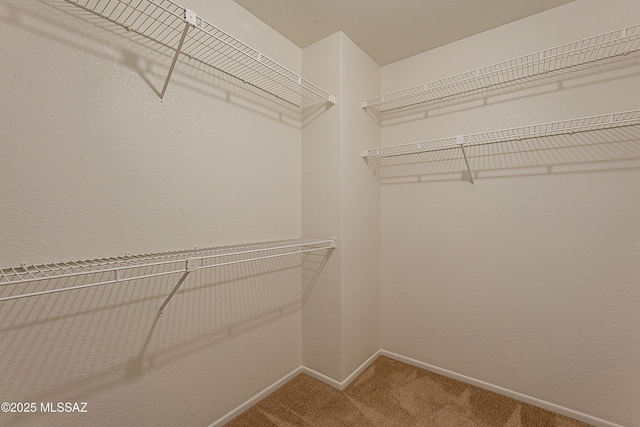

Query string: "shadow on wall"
[365, 50, 640, 127]
[364, 126, 640, 184]
[356, 22, 640, 185]
[0, 248, 332, 425]
[0, 0, 333, 128]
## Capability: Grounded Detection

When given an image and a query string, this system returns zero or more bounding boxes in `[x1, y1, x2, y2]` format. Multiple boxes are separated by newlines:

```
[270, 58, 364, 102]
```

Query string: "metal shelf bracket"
[457, 135, 474, 185]
[159, 8, 196, 101]
[158, 257, 199, 314]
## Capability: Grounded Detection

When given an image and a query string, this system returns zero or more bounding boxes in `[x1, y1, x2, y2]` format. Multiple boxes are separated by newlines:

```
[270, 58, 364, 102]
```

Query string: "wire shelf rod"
[1, 256, 186, 288]
[63, 0, 335, 109]
[361, 109, 640, 159]
[0, 239, 336, 302]
[181, 39, 313, 108]
[0, 239, 335, 288]
[0, 269, 184, 303]
[363, 23, 640, 114]
[181, 26, 330, 107]
[189, 25, 329, 102]
[198, 245, 330, 271]
[370, 29, 639, 109]
[158, 244, 336, 312]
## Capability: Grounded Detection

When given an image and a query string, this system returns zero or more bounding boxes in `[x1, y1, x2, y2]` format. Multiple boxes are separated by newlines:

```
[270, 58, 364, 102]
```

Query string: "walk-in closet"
[1, 0, 638, 426]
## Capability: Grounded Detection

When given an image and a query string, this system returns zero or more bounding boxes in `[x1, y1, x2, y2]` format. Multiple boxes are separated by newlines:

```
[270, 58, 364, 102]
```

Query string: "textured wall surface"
[2, 0, 638, 425]
[379, 0, 640, 425]
[0, 0, 307, 425]
[338, 34, 381, 380]
[301, 32, 381, 383]
[301, 32, 343, 381]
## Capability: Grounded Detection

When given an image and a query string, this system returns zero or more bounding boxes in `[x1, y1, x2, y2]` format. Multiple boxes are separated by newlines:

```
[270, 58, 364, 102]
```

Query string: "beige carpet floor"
[225, 356, 594, 426]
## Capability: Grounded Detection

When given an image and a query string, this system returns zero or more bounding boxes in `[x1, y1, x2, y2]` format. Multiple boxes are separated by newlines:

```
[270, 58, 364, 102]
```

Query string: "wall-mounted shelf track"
[0, 238, 337, 307]
[64, 0, 336, 111]
[361, 24, 640, 119]
[362, 109, 640, 184]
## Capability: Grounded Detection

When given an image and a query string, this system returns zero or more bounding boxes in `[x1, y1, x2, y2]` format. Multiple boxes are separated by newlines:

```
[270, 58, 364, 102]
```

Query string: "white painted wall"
[181, 0, 301, 74]
[0, 1, 306, 425]
[302, 32, 381, 383]
[379, 1, 640, 425]
[301, 32, 343, 381]
[3, 0, 636, 424]
[338, 35, 381, 379]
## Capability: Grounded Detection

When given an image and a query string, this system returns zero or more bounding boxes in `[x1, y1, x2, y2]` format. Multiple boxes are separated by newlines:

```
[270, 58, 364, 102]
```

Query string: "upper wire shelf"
[0, 238, 336, 303]
[64, 0, 336, 112]
[361, 109, 640, 184]
[361, 24, 640, 119]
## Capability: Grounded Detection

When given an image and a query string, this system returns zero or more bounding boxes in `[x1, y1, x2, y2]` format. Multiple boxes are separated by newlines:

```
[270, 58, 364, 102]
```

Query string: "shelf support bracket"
[159, 9, 196, 101]
[457, 135, 474, 185]
[158, 257, 199, 314]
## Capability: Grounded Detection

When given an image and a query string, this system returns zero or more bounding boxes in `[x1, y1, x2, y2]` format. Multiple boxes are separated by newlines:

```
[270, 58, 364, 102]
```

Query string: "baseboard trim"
[299, 365, 343, 389]
[212, 349, 625, 427]
[208, 367, 303, 427]
[302, 349, 381, 391]
[379, 350, 625, 427]
[340, 349, 382, 390]
[211, 350, 381, 425]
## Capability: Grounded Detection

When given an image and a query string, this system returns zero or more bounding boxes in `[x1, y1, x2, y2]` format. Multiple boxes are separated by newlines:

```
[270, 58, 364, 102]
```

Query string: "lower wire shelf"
[361, 108, 640, 185]
[0, 238, 336, 303]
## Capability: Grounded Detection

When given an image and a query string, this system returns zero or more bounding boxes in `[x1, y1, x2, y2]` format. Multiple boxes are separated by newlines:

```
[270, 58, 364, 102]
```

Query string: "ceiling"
[233, 0, 575, 66]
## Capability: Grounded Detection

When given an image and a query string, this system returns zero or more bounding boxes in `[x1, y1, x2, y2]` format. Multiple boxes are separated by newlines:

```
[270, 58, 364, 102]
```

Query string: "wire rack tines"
[362, 109, 640, 160]
[63, 0, 335, 111]
[0, 238, 336, 303]
[362, 23, 640, 117]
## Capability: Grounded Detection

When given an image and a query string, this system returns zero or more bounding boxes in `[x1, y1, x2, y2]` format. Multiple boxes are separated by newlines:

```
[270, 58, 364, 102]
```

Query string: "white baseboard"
[211, 349, 625, 427]
[302, 349, 381, 391]
[299, 365, 343, 389]
[379, 350, 626, 427]
[208, 367, 303, 427]
[210, 350, 380, 425]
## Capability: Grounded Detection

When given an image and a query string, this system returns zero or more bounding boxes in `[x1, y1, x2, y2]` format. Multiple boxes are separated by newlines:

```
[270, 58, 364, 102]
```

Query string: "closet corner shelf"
[0, 238, 336, 304]
[65, 0, 336, 112]
[361, 109, 640, 184]
[361, 23, 640, 118]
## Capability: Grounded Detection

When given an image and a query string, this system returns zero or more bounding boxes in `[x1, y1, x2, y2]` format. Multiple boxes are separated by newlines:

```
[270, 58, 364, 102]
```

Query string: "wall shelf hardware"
[361, 109, 640, 184]
[361, 23, 640, 119]
[0, 238, 337, 307]
[64, 0, 336, 111]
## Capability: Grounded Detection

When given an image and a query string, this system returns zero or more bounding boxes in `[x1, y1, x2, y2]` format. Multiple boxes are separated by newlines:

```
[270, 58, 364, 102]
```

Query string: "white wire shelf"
[362, 24, 640, 118]
[361, 109, 640, 184]
[0, 238, 336, 303]
[64, 0, 336, 112]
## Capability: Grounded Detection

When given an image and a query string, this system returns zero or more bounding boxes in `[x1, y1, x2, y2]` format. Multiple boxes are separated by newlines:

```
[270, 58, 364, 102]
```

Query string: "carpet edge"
[379, 350, 626, 427]
[302, 349, 382, 390]
[208, 366, 304, 427]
